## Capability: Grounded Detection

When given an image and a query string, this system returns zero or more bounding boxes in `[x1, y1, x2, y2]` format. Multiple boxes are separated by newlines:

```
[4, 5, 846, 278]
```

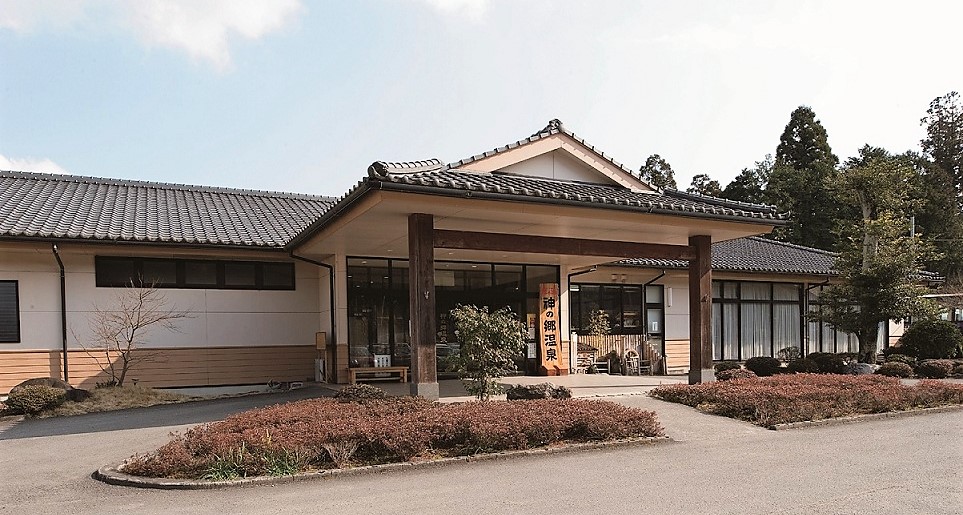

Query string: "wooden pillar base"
[410, 382, 439, 400]
[688, 368, 714, 385]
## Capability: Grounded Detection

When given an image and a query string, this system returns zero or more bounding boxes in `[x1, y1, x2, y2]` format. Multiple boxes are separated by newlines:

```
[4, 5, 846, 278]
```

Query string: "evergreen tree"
[769, 106, 840, 250]
[906, 151, 963, 281]
[638, 154, 678, 190]
[921, 91, 963, 206]
[819, 146, 937, 363]
[686, 173, 722, 197]
[722, 154, 772, 204]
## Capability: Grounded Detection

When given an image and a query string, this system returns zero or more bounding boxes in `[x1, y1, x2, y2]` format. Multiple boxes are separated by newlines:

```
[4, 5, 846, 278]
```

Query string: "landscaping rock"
[65, 388, 92, 402]
[506, 382, 572, 400]
[846, 363, 876, 375]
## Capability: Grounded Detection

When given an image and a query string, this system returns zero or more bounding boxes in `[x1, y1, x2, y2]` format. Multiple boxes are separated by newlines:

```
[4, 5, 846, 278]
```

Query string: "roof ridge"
[0, 170, 336, 202]
[745, 235, 838, 256]
[367, 159, 444, 178]
[663, 188, 778, 214]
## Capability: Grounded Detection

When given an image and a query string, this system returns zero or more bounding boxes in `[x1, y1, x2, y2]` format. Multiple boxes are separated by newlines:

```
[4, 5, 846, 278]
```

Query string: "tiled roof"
[0, 171, 335, 248]
[616, 236, 838, 275]
[366, 166, 782, 222]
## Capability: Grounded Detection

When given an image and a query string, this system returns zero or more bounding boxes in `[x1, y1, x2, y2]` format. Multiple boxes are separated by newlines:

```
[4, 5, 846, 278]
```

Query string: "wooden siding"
[0, 345, 317, 394]
[664, 340, 690, 374]
[576, 335, 664, 374]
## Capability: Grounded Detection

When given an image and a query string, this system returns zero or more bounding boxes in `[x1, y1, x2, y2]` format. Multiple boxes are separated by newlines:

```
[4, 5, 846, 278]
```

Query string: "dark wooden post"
[408, 213, 439, 399]
[688, 235, 713, 384]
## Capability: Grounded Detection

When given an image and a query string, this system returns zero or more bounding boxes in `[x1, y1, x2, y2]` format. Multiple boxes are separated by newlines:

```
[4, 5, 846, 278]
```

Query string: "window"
[0, 281, 20, 343]
[95, 257, 295, 290]
[712, 281, 803, 361]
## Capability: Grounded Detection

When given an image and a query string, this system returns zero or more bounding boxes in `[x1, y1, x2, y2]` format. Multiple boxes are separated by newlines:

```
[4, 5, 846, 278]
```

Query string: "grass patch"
[35, 385, 189, 418]
[122, 396, 664, 480]
[650, 374, 963, 428]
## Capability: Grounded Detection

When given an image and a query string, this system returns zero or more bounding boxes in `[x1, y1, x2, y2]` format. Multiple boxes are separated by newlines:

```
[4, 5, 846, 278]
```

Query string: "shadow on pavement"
[0, 386, 333, 441]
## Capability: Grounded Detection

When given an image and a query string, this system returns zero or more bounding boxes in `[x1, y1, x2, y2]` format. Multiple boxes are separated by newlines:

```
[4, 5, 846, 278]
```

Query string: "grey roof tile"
[0, 171, 335, 248]
[616, 236, 838, 275]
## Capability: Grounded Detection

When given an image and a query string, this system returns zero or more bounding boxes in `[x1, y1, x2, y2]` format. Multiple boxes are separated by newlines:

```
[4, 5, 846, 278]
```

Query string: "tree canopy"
[639, 154, 678, 189]
[686, 173, 722, 196]
[921, 91, 963, 207]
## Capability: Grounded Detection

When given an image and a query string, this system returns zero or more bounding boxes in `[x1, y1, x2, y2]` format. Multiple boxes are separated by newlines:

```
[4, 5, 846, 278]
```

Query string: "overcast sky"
[1, 0, 961, 196]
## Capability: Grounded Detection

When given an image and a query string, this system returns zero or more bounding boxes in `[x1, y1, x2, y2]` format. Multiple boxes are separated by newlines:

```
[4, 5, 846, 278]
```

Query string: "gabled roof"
[446, 119, 656, 192]
[615, 236, 838, 276]
[0, 171, 335, 248]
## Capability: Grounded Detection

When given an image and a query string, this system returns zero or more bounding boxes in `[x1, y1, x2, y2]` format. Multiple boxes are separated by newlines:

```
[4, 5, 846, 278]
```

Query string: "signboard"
[539, 283, 562, 373]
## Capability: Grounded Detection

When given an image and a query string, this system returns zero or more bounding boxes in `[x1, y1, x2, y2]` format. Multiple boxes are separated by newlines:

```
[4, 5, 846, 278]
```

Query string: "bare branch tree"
[80, 282, 191, 387]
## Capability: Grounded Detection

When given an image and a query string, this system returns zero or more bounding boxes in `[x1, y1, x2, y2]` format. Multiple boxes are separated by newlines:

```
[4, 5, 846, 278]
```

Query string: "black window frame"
[95, 256, 296, 291]
[712, 280, 804, 361]
[0, 280, 21, 343]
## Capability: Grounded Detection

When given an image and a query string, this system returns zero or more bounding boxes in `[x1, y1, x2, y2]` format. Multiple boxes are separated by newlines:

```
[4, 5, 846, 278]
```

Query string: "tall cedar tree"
[769, 106, 841, 250]
[722, 154, 772, 204]
[687, 173, 722, 196]
[639, 154, 678, 189]
[921, 91, 963, 207]
[818, 146, 936, 363]
[906, 152, 963, 281]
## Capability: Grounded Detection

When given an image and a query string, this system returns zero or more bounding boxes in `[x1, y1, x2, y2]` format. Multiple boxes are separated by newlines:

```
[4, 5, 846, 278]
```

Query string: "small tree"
[449, 305, 525, 401]
[586, 309, 611, 336]
[818, 147, 938, 363]
[81, 283, 190, 387]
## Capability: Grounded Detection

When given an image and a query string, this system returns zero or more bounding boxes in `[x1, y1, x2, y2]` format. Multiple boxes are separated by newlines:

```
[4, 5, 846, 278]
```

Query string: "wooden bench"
[349, 366, 409, 384]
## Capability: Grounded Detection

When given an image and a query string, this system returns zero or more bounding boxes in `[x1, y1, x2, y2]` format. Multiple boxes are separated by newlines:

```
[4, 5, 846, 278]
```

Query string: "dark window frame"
[95, 256, 295, 291]
[0, 280, 21, 343]
[712, 280, 804, 361]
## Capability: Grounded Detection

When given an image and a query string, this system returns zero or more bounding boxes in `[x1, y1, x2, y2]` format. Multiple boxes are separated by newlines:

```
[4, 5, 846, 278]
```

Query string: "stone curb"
[94, 436, 671, 490]
[769, 404, 963, 430]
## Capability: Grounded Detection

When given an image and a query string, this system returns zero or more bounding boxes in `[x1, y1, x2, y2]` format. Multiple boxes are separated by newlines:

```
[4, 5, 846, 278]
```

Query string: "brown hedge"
[650, 374, 963, 427]
[123, 397, 664, 479]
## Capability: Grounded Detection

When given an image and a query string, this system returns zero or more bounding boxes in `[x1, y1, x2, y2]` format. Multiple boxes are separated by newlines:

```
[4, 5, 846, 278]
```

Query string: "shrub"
[716, 368, 756, 381]
[807, 352, 846, 374]
[899, 320, 963, 359]
[334, 384, 387, 403]
[449, 305, 526, 400]
[786, 358, 821, 374]
[776, 346, 801, 361]
[122, 397, 664, 479]
[650, 374, 963, 427]
[875, 362, 913, 378]
[744, 357, 781, 377]
[884, 353, 917, 367]
[916, 359, 954, 379]
[954, 362, 963, 378]
[714, 361, 741, 373]
[506, 383, 572, 400]
[4, 385, 66, 415]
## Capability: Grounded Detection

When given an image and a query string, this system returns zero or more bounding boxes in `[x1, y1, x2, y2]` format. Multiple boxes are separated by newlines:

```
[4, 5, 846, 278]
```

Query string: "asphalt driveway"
[1, 392, 960, 514]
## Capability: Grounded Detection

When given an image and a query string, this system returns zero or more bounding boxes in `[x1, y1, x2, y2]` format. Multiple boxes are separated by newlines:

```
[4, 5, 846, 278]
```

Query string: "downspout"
[289, 252, 337, 350]
[51, 244, 68, 383]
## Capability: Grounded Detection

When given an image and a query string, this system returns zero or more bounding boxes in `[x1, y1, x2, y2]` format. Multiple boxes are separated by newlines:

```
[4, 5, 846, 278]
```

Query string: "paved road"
[1, 395, 961, 514]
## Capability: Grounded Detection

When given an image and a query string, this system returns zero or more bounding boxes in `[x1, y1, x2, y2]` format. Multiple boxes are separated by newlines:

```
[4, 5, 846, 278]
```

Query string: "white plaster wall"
[662, 275, 691, 341]
[0, 242, 322, 351]
[498, 151, 618, 184]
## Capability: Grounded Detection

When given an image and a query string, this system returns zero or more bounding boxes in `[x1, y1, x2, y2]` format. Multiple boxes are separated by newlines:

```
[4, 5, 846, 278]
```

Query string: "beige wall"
[0, 241, 324, 389]
[498, 150, 616, 184]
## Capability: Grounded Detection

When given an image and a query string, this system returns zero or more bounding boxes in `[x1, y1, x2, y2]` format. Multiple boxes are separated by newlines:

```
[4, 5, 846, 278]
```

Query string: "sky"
[1, 0, 961, 197]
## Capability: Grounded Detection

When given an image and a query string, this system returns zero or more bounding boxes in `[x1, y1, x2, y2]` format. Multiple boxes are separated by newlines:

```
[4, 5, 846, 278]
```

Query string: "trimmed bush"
[875, 362, 913, 378]
[122, 397, 664, 479]
[899, 320, 963, 359]
[807, 352, 846, 374]
[4, 385, 66, 415]
[714, 361, 741, 373]
[953, 362, 963, 378]
[884, 353, 917, 367]
[650, 374, 963, 427]
[334, 384, 387, 403]
[786, 359, 821, 374]
[916, 360, 954, 379]
[716, 368, 757, 381]
[744, 356, 781, 377]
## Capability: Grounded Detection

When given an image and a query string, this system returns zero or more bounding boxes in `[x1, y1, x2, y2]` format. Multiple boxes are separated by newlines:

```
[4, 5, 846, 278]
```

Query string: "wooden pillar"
[408, 213, 439, 399]
[688, 235, 713, 384]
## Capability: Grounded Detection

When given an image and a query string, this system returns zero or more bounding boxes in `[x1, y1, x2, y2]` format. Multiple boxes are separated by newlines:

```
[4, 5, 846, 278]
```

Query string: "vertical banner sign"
[539, 283, 562, 373]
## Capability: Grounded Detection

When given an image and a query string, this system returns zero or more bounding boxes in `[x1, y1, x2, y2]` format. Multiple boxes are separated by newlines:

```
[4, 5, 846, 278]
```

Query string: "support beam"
[688, 235, 713, 384]
[408, 213, 439, 399]
[434, 230, 694, 260]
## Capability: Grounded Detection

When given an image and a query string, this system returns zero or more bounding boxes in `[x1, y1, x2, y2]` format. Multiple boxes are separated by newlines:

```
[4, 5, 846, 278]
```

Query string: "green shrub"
[884, 353, 917, 367]
[953, 362, 963, 378]
[714, 361, 741, 373]
[505, 383, 572, 400]
[787, 358, 821, 374]
[875, 362, 913, 378]
[449, 305, 526, 401]
[807, 352, 846, 374]
[4, 385, 66, 415]
[334, 384, 387, 403]
[744, 357, 781, 377]
[899, 320, 963, 359]
[716, 368, 757, 381]
[916, 359, 954, 379]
